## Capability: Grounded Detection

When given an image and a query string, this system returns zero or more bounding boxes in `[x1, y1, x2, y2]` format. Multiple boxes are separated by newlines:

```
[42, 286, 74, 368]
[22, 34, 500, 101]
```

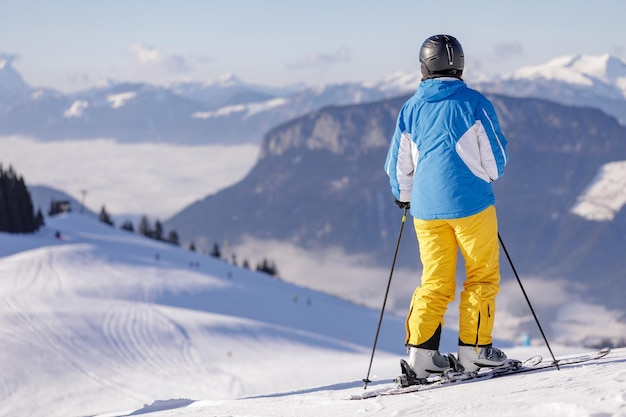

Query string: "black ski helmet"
[419, 34, 464, 80]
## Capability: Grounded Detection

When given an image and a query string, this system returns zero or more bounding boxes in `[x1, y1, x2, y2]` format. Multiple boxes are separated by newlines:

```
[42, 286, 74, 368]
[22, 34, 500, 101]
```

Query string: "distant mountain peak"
[204, 73, 245, 88]
[0, 53, 31, 94]
[0, 52, 18, 69]
[375, 70, 421, 93]
[481, 53, 626, 114]
[508, 53, 626, 86]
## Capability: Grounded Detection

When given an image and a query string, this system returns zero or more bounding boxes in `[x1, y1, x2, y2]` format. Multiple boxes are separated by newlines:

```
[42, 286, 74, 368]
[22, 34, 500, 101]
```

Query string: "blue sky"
[2, 0, 625, 92]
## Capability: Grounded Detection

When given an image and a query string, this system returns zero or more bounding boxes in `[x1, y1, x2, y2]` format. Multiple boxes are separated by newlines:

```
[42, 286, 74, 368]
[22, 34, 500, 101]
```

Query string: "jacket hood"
[417, 78, 467, 102]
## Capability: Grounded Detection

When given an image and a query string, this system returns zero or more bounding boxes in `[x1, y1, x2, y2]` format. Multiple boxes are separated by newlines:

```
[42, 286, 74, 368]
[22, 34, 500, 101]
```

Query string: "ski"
[350, 347, 611, 400]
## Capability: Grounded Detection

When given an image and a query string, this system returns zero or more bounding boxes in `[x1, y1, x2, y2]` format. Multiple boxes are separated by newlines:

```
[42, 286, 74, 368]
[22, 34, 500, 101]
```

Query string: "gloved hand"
[394, 199, 410, 210]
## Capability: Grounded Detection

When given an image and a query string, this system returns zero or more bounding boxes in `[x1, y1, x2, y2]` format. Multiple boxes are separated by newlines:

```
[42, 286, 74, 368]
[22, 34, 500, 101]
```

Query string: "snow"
[192, 103, 247, 118]
[107, 91, 138, 109]
[374, 70, 421, 93]
[192, 97, 288, 120]
[202, 73, 244, 88]
[63, 99, 89, 118]
[508, 54, 626, 99]
[512, 57, 594, 86]
[571, 160, 626, 221]
[0, 213, 624, 417]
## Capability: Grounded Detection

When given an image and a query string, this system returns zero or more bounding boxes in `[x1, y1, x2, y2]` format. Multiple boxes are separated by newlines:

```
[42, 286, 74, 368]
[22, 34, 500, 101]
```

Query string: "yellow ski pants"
[406, 205, 500, 348]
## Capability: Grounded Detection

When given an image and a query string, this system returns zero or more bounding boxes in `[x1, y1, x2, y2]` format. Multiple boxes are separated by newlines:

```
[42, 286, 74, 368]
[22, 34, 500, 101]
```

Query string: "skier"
[384, 34, 509, 380]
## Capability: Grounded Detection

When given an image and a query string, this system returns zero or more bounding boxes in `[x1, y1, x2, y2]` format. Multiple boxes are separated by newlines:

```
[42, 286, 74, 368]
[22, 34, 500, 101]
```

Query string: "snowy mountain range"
[1, 213, 624, 417]
[477, 54, 626, 125]
[3, 53, 626, 145]
[0, 59, 410, 144]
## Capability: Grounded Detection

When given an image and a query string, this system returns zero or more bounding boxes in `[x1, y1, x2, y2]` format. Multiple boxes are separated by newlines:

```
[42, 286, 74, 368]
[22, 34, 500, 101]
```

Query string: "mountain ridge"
[2, 53, 626, 144]
[477, 53, 626, 124]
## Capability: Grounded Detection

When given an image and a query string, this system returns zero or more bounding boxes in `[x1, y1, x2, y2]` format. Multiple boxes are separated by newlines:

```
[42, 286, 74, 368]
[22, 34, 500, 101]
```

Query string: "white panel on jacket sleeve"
[455, 122, 492, 183]
[481, 107, 508, 166]
[412, 138, 419, 167]
[476, 120, 500, 181]
[396, 131, 416, 196]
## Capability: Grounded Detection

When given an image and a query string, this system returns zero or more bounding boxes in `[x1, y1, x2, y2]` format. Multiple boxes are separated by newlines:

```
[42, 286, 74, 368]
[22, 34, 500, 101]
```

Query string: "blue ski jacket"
[385, 78, 509, 220]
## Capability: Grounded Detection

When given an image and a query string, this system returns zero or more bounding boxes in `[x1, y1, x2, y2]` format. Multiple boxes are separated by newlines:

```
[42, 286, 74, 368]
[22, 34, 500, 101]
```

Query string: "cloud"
[610, 44, 626, 58]
[64, 71, 110, 90]
[129, 43, 193, 75]
[287, 47, 350, 70]
[58, 44, 214, 91]
[492, 41, 524, 61]
[0, 52, 19, 64]
[1, 136, 259, 218]
[228, 237, 418, 313]
[0, 53, 19, 71]
[467, 41, 524, 77]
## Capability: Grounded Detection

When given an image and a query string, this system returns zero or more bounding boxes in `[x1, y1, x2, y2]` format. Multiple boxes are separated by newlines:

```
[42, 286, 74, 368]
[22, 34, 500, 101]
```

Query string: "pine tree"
[35, 209, 45, 228]
[210, 242, 221, 258]
[256, 258, 279, 277]
[154, 220, 164, 241]
[138, 215, 153, 238]
[120, 220, 135, 232]
[166, 230, 179, 245]
[0, 165, 40, 234]
[98, 206, 114, 226]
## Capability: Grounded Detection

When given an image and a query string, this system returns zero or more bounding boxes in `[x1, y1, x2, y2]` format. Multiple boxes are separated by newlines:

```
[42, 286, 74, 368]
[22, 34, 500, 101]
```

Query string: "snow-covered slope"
[126, 346, 626, 417]
[0, 213, 409, 417]
[1, 215, 624, 417]
[571, 160, 626, 221]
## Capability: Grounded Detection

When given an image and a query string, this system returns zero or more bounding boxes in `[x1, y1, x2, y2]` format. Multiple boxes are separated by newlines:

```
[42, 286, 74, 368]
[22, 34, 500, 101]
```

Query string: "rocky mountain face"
[165, 93, 626, 313]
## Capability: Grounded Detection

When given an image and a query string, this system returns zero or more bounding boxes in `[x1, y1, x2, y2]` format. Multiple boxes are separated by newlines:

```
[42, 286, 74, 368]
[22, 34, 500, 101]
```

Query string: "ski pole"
[363, 207, 409, 389]
[498, 232, 560, 370]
